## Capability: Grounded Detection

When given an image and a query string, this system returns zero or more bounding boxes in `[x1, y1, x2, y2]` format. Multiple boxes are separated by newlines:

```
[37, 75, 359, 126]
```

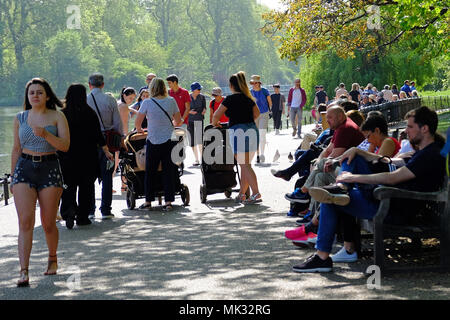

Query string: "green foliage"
[0, 0, 298, 105]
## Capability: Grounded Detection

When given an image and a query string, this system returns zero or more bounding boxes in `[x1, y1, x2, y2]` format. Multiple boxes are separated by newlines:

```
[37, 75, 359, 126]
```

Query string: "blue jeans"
[315, 188, 379, 253]
[98, 149, 114, 215]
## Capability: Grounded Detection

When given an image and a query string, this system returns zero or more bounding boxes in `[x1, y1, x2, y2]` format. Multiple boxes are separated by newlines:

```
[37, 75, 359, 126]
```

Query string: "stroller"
[119, 129, 190, 209]
[199, 123, 249, 203]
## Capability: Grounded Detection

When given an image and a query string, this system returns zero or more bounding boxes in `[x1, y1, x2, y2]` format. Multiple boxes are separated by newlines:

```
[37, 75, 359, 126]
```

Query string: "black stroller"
[199, 123, 249, 203]
[119, 129, 190, 209]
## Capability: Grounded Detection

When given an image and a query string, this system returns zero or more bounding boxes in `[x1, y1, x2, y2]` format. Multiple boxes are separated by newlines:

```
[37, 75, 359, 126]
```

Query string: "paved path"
[1, 124, 449, 300]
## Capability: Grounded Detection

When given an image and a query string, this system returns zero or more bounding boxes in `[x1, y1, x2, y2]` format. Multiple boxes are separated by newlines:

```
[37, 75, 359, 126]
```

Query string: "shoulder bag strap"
[91, 93, 106, 131]
[151, 98, 174, 128]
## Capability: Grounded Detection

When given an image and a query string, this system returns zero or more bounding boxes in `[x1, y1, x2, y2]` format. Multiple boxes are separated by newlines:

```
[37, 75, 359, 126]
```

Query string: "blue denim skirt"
[228, 122, 260, 154]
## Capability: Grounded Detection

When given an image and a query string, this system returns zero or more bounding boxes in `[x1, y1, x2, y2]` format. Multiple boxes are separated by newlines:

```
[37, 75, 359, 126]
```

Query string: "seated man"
[293, 106, 446, 273]
[285, 106, 365, 203]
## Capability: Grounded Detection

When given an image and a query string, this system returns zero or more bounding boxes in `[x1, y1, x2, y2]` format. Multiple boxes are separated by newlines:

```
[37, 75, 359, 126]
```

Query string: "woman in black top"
[212, 71, 262, 204]
[58, 84, 114, 228]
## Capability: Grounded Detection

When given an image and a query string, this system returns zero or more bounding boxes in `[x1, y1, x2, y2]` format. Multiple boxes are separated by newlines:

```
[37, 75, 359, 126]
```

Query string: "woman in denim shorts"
[211, 71, 262, 204]
[10, 78, 70, 287]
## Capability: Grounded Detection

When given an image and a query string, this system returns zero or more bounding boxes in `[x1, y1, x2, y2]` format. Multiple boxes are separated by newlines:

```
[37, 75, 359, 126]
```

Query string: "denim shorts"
[228, 122, 260, 154]
[11, 156, 64, 191]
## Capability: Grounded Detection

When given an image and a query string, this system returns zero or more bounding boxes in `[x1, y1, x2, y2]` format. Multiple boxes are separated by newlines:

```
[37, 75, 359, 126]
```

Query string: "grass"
[421, 90, 450, 97]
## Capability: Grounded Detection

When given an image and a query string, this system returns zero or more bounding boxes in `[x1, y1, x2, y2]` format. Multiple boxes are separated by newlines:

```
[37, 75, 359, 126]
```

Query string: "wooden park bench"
[357, 176, 450, 273]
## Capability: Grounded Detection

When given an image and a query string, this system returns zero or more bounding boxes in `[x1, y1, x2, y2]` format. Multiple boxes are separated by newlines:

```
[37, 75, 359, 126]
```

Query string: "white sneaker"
[331, 247, 358, 263]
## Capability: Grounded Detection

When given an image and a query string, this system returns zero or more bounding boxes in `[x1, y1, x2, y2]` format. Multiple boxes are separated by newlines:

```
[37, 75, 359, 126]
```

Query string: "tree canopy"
[0, 0, 298, 105]
[262, 0, 449, 61]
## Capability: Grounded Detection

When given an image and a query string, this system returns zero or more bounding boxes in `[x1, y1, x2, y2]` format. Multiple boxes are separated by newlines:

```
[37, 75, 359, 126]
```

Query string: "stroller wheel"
[180, 184, 190, 206]
[200, 185, 207, 204]
[224, 189, 232, 198]
[126, 189, 136, 210]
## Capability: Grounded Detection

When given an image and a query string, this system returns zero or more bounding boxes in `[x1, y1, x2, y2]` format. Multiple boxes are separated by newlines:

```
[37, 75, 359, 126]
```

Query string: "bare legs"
[236, 152, 260, 198]
[14, 184, 62, 280]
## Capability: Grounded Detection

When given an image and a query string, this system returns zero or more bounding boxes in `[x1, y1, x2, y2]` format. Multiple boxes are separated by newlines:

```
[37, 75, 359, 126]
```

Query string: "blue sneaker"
[285, 188, 310, 203]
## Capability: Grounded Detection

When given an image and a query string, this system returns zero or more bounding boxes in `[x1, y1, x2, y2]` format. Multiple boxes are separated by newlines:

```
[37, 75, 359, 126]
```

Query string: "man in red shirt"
[166, 74, 191, 127]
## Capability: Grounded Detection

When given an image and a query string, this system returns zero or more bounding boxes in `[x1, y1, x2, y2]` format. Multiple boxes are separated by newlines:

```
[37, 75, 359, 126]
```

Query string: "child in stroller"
[119, 129, 190, 210]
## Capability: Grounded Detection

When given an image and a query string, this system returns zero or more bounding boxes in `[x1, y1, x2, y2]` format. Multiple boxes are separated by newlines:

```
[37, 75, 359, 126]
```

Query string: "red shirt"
[332, 117, 365, 149]
[210, 98, 229, 123]
[169, 87, 191, 124]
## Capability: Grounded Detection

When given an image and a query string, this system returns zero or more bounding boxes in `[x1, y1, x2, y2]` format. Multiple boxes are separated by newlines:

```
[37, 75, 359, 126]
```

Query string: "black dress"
[58, 105, 106, 222]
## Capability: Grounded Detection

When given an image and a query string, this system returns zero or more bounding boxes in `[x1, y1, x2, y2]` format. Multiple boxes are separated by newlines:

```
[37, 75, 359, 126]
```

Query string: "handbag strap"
[91, 93, 106, 131]
[151, 98, 174, 128]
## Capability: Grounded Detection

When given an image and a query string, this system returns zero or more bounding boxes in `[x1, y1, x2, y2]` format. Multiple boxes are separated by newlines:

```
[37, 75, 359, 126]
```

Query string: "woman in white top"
[135, 78, 183, 211]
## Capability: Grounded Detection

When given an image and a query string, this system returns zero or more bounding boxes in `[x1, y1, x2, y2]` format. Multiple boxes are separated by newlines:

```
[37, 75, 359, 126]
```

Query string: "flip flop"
[162, 204, 173, 212]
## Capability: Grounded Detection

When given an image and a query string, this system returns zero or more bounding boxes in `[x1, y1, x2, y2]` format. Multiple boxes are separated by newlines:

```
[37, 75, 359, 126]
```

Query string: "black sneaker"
[292, 254, 333, 273]
[76, 218, 92, 226]
[284, 188, 311, 203]
[296, 216, 312, 226]
[309, 184, 350, 206]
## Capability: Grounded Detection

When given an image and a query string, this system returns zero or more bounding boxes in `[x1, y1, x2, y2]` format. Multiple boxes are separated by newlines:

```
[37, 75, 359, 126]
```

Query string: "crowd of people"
[9, 71, 447, 287]
[271, 78, 446, 273]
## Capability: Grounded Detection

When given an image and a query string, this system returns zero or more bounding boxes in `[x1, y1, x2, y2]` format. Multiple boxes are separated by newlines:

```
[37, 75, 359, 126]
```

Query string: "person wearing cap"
[287, 78, 307, 138]
[139, 73, 156, 93]
[188, 82, 206, 166]
[166, 74, 191, 128]
[250, 75, 272, 163]
[271, 84, 285, 135]
[209, 87, 228, 124]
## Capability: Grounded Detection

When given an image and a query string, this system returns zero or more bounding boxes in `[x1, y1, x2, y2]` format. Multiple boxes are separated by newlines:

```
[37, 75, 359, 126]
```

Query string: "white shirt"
[291, 88, 302, 109]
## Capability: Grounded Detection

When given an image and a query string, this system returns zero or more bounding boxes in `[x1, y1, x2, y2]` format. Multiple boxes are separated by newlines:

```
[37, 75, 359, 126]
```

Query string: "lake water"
[0, 106, 21, 178]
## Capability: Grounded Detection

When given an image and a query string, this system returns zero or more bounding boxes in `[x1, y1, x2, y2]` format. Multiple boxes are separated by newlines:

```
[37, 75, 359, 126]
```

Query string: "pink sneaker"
[285, 225, 306, 240]
[292, 232, 318, 247]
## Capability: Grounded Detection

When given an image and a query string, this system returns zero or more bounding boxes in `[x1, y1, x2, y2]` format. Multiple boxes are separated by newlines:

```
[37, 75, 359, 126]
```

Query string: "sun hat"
[250, 75, 262, 84]
[211, 87, 223, 96]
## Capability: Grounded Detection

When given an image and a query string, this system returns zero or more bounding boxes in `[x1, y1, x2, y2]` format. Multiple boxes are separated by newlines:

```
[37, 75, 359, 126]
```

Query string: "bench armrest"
[373, 186, 447, 202]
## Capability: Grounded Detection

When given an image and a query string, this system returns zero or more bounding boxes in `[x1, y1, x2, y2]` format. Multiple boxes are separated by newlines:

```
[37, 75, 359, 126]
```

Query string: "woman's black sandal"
[44, 255, 58, 276]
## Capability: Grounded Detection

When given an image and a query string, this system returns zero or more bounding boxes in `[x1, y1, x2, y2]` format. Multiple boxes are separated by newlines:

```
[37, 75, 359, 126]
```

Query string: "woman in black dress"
[58, 84, 114, 229]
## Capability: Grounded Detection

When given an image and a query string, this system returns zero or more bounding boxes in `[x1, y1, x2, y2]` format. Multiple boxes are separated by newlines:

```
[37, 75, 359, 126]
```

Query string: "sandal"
[138, 202, 152, 210]
[234, 193, 247, 204]
[17, 268, 29, 287]
[162, 204, 173, 212]
[44, 255, 58, 276]
[243, 193, 262, 205]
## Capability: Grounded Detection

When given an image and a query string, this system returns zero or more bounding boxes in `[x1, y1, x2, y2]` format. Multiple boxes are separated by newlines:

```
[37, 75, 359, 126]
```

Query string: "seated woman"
[332, 114, 401, 180]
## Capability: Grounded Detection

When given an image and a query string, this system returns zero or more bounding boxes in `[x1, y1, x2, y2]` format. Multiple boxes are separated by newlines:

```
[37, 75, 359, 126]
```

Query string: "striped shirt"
[17, 110, 58, 153]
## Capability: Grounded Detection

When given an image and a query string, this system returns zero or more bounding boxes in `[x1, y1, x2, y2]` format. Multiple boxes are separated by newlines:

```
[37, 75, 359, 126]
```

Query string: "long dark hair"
[63, 83, 89, 122]
[120, 87, 136, 103]
[23, 77, 63, 111]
